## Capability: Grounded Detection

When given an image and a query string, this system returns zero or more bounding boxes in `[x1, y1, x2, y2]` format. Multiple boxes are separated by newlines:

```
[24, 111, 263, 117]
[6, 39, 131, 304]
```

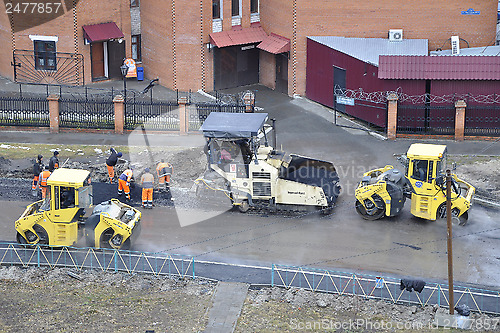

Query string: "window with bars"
[213, 0, 221, 19]
[34, 40, 56, 70]
[131, 35, 141, 61]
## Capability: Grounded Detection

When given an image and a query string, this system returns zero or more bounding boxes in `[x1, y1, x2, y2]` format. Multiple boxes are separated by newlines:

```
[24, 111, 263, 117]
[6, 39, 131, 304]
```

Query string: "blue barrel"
[137, 66, 144, 81]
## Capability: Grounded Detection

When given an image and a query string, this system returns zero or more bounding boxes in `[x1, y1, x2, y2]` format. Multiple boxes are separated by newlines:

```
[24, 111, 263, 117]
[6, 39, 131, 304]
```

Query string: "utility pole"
[446, 169, 454, 315]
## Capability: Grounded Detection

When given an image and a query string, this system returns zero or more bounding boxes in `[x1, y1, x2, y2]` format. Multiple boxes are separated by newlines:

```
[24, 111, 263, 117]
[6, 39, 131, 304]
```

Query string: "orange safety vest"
[38, 170, 51, 187]
[156, 162, 173, 176]
[119, 169, 133, 182]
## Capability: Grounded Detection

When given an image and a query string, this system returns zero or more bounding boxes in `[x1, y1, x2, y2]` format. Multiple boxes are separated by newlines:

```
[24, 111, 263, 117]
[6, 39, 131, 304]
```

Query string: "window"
[232, 0, 240, 17]
[131, 35, 141, 61]
[34, 40, 56, 70]
[411, 160, 429, 182]
[131, 0, 139, 7]
[250, 0, 259, 13]
[212, 0, 221, 19]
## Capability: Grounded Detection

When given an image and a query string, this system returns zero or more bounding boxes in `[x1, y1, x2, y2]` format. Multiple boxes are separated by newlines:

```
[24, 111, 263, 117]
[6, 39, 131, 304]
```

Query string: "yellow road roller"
[355, 143, 475, 225]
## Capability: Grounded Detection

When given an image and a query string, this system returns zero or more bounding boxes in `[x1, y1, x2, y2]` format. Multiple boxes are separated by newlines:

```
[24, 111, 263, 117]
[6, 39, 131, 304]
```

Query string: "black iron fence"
[397, 104, 456, 135]
[13, 50, 85, 86]
[125, 101, 180, 131]
[189, 102, 248, 130]
[464, 105, 500, 137]
[0, 96, 49, 127]
[59, 99, 115, 130]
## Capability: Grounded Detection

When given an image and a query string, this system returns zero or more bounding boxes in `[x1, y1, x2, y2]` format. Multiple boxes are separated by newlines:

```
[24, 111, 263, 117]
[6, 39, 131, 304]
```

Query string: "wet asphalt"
[1, 84, 500, 289]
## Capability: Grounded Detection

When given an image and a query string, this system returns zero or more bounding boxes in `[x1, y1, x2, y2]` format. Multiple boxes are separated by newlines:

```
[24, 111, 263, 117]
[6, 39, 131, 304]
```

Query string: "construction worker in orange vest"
[156, 159, 173, 192]
[37, 166, 51, 200]
[32, 154, 44, 194]
[118, 166, 134, 201]
[140, 168, 154, 209]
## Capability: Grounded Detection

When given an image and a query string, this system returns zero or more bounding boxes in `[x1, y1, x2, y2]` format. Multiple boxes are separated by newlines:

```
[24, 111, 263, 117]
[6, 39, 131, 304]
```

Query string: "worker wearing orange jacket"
[118, 166, 134, 200]
[156, 159, 173, 191]
[140, 168, 154, 209]
[32, 154, 44, 192]
[37, 166, 51, 199]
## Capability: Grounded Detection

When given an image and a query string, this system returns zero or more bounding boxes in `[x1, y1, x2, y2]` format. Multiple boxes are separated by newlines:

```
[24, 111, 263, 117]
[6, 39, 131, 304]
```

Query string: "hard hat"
[145, 167, 150, 172]
[117, 152, 123, 157]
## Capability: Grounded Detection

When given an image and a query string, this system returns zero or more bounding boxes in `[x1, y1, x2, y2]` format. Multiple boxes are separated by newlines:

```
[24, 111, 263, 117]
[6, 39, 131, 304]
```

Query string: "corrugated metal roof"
[379, 55, 500, 80]
[430, 45, 500, 56]
[257, 33, 290, 54]
[82, 22, 124, 43]
[307, 36, 428, 66]
[210, 24, 267, 48]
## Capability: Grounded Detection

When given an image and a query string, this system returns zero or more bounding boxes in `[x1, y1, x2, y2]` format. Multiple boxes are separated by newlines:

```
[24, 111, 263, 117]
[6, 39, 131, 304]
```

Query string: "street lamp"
[120, 64, 128, 102]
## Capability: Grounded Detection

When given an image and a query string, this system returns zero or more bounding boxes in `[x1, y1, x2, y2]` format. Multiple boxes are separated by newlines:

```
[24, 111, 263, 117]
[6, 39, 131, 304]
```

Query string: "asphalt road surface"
[2, 85, 500, 290]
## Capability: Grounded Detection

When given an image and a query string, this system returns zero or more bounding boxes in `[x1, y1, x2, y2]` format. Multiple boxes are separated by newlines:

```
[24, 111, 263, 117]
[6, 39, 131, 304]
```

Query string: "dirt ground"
[1, 267, 498, 333]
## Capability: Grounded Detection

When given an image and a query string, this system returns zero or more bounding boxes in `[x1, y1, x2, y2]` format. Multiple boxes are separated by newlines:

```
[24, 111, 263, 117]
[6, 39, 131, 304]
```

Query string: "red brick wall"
[0, 10, 13, 79]
[259, 51, 275, 89]
[0, 0, 130, 84]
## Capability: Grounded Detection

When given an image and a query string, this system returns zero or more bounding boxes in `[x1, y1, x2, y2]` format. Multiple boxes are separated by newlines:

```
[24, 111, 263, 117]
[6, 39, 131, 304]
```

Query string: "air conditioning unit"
[389, 29, 403, 42]
[451, 35, 460, 55]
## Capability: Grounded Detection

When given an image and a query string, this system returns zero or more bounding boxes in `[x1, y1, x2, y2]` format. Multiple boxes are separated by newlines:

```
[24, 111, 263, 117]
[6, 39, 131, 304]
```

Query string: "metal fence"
[59, 99, 115, 130]
[0, 243, 194, 279]
[190, 103, 247, 130]
[125, 101, 180, 131]
[1, 243, 499, 315]
[0, 96, 49, 127]
[464, 105, 500, 137]
[397, 104, 456, 135]
[272, 264, 500, 315]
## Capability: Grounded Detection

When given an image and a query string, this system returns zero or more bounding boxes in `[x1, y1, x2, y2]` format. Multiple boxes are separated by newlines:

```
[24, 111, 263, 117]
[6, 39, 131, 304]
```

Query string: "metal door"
[275, 54, 288, 94]
[108, 40, 126, 79]
[333, 66, 346, 113]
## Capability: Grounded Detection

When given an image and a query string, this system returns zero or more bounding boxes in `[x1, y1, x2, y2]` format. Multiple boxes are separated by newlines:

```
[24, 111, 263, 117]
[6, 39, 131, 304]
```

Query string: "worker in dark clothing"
[32, 154, 44, 193]
[106, 148, 123, 184]
[48, 151, 59, 172]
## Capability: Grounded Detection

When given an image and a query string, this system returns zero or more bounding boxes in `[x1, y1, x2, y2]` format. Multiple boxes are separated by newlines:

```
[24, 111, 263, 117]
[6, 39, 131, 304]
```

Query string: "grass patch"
[0, 143, 187, 160]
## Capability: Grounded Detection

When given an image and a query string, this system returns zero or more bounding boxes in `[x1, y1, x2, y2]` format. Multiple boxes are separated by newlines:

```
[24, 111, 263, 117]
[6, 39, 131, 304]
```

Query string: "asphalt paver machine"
[355, 143, 475, 225]
[15, 168, 141, 249]
[199, 112, 341, 213]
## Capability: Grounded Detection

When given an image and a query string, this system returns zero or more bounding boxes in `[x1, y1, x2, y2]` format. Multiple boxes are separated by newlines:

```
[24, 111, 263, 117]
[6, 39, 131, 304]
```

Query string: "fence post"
[47, 94, 60, 133]
[386, 93, 399, 140]
[243, 91, 255, 113]
[113, 95, 125, 134]
[454, 99, 466, 141]
[178, 96, 188, 134]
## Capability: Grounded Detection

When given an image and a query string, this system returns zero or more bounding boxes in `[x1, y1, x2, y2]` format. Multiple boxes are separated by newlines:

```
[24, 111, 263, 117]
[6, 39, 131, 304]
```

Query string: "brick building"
[140, 0, 497, 96]
[0, 0, 132, 85]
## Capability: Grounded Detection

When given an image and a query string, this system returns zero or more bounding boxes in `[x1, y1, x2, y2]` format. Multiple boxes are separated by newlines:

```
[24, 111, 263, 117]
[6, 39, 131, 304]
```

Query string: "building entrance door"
[275, 54, 288, 94]
[91, 42, 105, 80]
[214, 45, 259, 90]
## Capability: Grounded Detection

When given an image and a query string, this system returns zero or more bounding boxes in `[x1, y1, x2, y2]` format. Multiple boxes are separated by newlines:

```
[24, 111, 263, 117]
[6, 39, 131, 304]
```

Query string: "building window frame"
[250, 0, 259, 14]
[131, 34, 141, 61]
[29, 35, 58, 71]
[231, 0, 241, 17]
[213, 0, 222, 19]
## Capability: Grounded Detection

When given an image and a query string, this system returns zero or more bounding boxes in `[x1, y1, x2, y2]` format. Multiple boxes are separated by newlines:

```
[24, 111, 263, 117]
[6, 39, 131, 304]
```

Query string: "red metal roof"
[378, 55, 500, 80]
[257, 33, 290, 54]
[83, 22, 124, 43]
[209, 24, 267, 48]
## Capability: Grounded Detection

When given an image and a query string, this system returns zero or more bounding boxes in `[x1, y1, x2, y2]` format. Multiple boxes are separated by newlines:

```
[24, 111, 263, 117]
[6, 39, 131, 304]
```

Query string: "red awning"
[257, 33, 290, 54]
[83, 22, 124, 43]
[209, 24, 267, 48]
